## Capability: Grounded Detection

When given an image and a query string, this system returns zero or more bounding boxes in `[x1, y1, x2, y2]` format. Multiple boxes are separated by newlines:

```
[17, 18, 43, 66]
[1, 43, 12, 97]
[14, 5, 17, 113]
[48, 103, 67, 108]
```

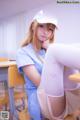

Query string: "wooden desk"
[0, 61, 16, 67]
[0, 61, 17, 120]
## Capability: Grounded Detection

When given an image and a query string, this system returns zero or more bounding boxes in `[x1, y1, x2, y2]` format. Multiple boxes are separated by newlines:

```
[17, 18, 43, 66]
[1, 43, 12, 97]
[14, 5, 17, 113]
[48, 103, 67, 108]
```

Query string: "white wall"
[38, 1, 80, 44]
[0, 14, 26, 59]
[0, 1, 80, 59]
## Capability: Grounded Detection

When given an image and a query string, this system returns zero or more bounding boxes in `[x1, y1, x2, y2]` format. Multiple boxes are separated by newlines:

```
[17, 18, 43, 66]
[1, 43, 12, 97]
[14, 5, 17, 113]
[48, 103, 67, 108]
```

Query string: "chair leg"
[73, 109, 80, 120]
[18, 109, 30, 120]
[64, 109, 80, 120]
[8, 88, 19, 120]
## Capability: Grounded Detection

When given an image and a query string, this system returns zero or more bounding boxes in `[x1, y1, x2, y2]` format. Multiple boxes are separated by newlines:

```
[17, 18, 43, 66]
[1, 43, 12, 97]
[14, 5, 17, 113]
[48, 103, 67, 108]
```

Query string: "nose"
[43, 28, 48, 35]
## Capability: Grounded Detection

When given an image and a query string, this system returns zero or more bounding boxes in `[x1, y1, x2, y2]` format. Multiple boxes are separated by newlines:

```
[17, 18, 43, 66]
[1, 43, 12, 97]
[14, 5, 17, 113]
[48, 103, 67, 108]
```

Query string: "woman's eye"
[39, 25, 44, 28]
[49, 28, 54, 32]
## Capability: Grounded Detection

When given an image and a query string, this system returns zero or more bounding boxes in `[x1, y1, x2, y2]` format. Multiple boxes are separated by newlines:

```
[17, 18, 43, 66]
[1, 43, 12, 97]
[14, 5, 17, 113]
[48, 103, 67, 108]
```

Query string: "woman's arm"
[22, 65, 41, 87]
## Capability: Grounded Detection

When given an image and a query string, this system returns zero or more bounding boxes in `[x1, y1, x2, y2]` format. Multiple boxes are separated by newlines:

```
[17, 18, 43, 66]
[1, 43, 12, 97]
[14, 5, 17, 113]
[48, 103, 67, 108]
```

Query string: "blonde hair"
[21, 20, 56, 51]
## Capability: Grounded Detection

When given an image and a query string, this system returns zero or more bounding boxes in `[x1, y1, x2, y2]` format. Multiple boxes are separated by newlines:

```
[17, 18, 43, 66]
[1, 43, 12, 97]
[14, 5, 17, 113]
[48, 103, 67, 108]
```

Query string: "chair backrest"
[68, 73, 80, 83]
[8, 65, 25, 87]
[0, 57, 9, 62]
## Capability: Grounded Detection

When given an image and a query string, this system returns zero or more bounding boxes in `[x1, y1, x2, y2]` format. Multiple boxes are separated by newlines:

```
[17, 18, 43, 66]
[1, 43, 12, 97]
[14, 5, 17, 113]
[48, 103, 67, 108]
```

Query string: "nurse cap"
[33, 10, 58, 27]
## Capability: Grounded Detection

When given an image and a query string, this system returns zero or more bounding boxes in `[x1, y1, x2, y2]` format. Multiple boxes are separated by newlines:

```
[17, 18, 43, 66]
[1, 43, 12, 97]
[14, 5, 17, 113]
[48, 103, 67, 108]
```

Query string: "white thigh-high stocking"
[38, 43, 80, 119]
[37, 89, 67, 120]
[47, 95, 66, 120]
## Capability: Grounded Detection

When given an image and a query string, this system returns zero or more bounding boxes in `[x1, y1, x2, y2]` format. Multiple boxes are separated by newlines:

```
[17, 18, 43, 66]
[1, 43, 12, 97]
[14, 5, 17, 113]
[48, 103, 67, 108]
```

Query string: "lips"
[41, 35, 46, 38]
[40, 36, 47, 41]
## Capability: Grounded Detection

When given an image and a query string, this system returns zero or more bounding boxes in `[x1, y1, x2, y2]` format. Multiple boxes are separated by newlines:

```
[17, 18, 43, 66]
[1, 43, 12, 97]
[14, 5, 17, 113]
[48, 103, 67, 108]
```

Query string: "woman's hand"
[41, 40, 49, 50]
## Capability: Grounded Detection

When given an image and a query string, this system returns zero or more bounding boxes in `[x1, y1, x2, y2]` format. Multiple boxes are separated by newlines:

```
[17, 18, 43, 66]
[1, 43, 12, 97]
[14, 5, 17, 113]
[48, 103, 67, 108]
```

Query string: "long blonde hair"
[21, 20, 56, 51]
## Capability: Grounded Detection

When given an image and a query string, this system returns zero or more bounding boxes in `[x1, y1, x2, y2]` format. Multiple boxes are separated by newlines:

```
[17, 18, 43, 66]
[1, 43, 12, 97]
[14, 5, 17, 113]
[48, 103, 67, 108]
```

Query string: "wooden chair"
[68, 73, 80, 83]
[67, 73, 80, 120]
[64, 114, 75, 120]
[0, 57, 9, 110]
[8, 64, 30, 120]
[0, 60, 30, 120]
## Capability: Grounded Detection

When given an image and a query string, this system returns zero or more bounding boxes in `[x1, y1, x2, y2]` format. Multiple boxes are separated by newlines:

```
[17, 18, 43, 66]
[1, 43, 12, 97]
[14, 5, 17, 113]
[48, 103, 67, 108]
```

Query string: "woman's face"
[36, 23, 55, 42]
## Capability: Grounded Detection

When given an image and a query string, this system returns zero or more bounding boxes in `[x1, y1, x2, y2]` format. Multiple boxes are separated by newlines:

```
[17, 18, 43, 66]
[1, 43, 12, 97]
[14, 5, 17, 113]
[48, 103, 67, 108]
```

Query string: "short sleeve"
[16, 48, 34, 73]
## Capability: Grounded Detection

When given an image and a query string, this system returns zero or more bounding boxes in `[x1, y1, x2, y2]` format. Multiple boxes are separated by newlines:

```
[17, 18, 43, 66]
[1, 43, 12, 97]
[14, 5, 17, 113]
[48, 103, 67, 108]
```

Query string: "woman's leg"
[28, 90, 42, 120]
[47, 95, 66, 117]
[38, 43, 80, 119]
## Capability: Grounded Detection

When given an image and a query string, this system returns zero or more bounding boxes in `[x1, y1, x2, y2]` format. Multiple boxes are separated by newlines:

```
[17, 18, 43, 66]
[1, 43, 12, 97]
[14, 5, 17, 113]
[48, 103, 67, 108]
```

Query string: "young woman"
[37, 43, 80, 120]
[16, 11, 57, 120]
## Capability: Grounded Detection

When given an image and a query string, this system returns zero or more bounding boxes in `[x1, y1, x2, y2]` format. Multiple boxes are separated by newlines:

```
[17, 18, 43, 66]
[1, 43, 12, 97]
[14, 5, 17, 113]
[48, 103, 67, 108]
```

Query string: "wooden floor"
[17, 111, 30, 120]
[64, 115, 74, 120]
[64, 114, 80, 120]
